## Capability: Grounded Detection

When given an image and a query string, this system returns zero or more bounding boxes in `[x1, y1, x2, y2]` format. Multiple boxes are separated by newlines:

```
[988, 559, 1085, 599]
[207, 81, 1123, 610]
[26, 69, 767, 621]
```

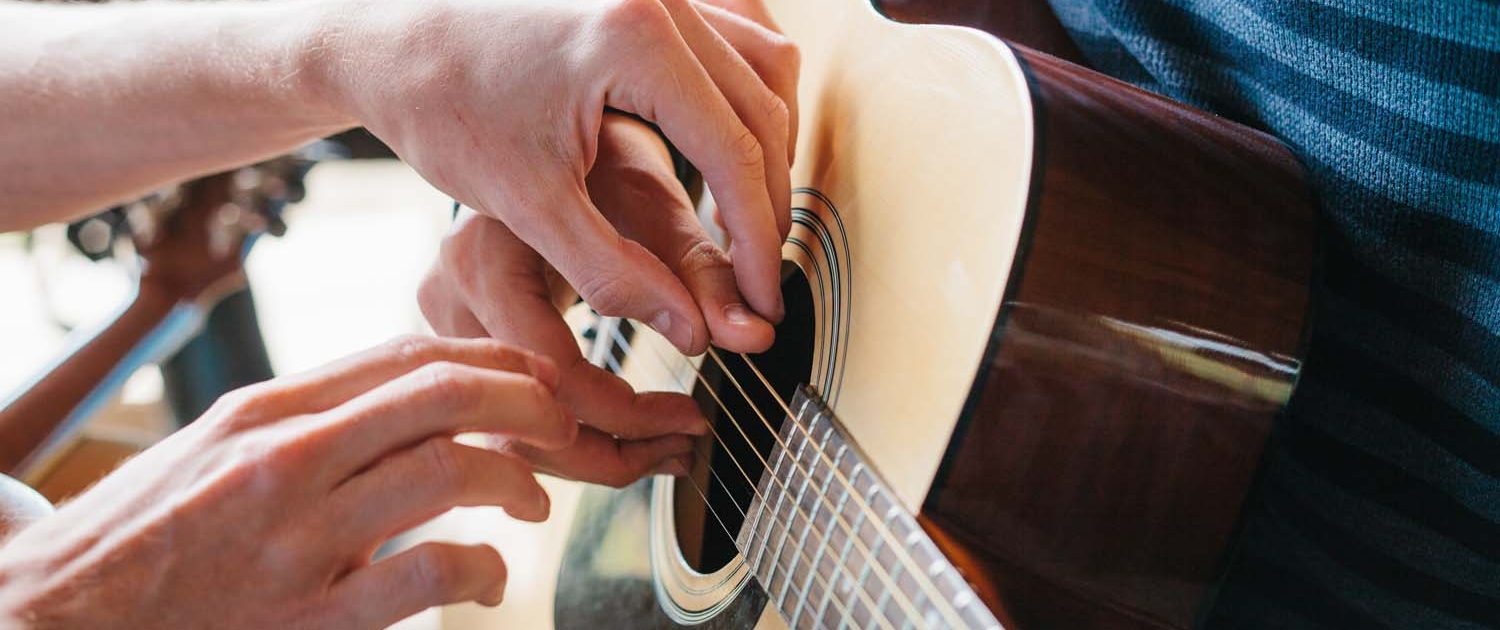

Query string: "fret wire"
[734, 348, 969, 629]
[844, 467, 880, 630]
[612, 342, 846, 624]
[619, 330, 920, 630]
[677, 378, 878, 630]
[608, 329, 893, 630]
[791, 423, 840, 629]
[743, 440, 776, 582]
[772, 428, 811, 608]
[758, 431, 802, 592]
[760, 439, 796, 598]
[671, 406, 868, 630]
[704, 349, 938, 628]
[698, 378, 887, 630]
[690, 396, 871, 630]
[717, 348, 971, 630]
[676, 443, 847, 626]
[681, 435, 868, 628]
[813, 443, 854, 629]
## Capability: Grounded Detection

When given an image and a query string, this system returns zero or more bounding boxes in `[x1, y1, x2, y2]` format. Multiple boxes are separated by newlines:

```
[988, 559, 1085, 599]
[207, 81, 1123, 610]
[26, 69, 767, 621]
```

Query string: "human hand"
[0, 336, 573, 629]
[420, 113, 780, 488]
[327, 0, 800, 349]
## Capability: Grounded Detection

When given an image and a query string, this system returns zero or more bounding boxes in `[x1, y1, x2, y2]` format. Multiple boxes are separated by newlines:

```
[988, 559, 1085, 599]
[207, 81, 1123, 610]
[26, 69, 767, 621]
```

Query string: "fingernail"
[650, 310, 692, 351]
[485, 580, 506, 607]
[723, 303, 755, 326]
[652, 454, 692, 477]
[525, 354, 559, 391]
[772, 296, 786, 324]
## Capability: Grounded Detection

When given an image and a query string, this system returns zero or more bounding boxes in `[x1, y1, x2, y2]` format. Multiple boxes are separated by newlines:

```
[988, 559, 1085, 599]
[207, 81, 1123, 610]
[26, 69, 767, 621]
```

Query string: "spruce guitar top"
[448, 0, 1316, 627]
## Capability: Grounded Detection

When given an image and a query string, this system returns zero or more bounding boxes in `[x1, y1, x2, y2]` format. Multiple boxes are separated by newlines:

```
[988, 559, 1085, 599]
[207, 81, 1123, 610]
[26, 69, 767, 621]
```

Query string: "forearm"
[0, 0, 356, 231]
[0, 282, 177, 474]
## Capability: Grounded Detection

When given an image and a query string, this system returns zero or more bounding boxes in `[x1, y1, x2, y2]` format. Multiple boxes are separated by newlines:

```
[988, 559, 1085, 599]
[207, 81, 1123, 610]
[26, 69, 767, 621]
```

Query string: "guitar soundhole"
[674, 264, 816, 573]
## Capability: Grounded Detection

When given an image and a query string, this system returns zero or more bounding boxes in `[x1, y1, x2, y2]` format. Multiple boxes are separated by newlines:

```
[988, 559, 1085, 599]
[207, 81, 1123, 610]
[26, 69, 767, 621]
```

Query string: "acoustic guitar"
[412, 0, 1317, 628]
[523, 0, 1322, 627]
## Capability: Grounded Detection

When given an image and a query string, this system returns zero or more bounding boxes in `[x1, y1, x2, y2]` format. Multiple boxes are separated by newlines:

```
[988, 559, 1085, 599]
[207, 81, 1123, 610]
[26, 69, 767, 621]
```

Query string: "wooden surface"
[761, 0, 1032, 513]
[920, 44, 1317, 630]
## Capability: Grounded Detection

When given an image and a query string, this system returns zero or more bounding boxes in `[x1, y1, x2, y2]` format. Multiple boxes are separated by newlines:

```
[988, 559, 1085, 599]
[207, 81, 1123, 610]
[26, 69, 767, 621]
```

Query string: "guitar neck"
[0, 280, 207, 478]
[736, 387, 1001, 630]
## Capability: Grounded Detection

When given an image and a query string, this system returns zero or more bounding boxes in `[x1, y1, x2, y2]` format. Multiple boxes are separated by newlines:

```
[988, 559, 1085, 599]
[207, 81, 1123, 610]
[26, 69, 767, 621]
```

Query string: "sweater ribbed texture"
[1043, 1, 1500, 627]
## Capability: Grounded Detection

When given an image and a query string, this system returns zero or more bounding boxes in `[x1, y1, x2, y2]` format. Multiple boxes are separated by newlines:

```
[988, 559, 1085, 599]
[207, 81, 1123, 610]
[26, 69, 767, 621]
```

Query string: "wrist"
[281, 0, 364, 131]
[132, 277, 181, 310]
[296, 0, 442, 132]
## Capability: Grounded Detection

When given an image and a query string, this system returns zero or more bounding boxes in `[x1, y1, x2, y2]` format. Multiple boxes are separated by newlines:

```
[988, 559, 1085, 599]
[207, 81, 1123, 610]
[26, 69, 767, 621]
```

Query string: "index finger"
[604, 3, 785, 321]
[444, 211, 706, 439]
[316, 362, 575, 477]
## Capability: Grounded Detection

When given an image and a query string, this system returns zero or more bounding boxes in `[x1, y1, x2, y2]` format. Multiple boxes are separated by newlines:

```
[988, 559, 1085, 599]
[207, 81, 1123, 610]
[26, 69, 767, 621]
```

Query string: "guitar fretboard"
[736, 387, 1002, 630]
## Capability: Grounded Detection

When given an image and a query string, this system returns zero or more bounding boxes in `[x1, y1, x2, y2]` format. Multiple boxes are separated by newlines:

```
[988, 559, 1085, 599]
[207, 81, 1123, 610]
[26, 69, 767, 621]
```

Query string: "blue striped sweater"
[1040, 1, 1499, 627]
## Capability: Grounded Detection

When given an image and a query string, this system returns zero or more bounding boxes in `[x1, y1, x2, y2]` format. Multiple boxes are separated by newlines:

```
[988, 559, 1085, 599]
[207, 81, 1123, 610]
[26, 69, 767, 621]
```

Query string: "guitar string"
[603, 343, 891, 630]
[712, 348, 971, 629]
[675, 448, 868, 630]
[699, 348, 962, 630]
[602, 351, 888, 630]
[610, 329, 929, 629]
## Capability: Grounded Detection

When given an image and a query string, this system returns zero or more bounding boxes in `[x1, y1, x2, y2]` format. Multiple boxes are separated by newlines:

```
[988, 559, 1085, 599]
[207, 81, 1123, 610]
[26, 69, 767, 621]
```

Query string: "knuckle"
[761, 89, 790, 133]
[728, 127, 766, 176]
[386, 334, 441, 367]
[766, 34, 801, 77]
[486, 343, 526, 369]
[603, 0, 669, 34]
[573, 266, 635, 317]
[206, 385, 275, 429]
[439, 230, 476, 276]
[215, 431, 295, 493]
[523, 376, 560, 413]
[676, 239, 731, 277]
[413, 546, 464, 594]
[266, 425, 326, 473]
[417, 362, 481, 413]
[509, 375, 556, 417]
[418, 439, 467, 496]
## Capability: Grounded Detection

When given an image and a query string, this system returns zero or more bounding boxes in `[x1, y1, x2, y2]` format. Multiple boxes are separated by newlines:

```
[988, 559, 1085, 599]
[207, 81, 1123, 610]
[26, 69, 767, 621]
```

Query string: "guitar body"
[482, 0, 1316, 628]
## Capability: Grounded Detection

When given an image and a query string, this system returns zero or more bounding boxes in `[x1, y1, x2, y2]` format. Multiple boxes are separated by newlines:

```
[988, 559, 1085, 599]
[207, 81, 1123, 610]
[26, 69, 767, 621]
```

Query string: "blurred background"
[0, 151, 575, 629]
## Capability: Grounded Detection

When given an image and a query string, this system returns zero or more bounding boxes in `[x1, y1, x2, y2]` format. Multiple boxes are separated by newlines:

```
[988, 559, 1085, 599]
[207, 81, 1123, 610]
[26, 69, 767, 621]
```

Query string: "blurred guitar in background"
[0, 156, 319, 503]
